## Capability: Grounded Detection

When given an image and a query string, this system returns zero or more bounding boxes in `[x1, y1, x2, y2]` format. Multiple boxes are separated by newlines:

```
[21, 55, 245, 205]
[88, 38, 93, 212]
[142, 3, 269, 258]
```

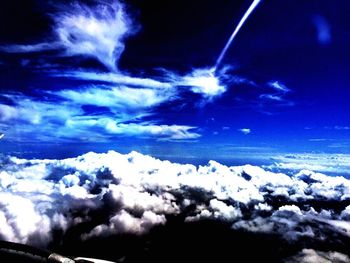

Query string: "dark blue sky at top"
[0, 0, 349, 160]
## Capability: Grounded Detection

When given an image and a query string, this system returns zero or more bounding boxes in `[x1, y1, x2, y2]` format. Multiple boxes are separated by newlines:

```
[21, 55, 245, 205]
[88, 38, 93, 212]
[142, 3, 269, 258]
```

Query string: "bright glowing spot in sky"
[182, 68, 226, 98]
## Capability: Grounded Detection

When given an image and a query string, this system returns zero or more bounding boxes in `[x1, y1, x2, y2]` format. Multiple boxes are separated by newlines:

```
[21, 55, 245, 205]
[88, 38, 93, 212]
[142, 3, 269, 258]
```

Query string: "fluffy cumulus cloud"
[0, 151, 350, 260]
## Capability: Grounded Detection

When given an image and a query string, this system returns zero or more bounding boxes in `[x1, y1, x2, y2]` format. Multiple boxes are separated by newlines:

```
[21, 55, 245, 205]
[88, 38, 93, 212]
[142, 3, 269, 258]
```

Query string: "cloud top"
[0, 150, 350, 259]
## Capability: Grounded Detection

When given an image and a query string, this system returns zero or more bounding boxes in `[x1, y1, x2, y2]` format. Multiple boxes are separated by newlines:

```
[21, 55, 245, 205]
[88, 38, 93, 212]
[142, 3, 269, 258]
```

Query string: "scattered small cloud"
[334, 126, 350, 130]
[259, 94, 284, 102]
[308, 138, 332, 142]
[257, 80, 294, 112]
[238, 128, 251, 135]
[268, 81, 290, 93]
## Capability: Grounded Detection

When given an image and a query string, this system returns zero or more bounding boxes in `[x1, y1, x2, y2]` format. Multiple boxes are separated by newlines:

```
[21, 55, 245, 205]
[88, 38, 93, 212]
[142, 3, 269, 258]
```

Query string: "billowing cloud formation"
[0, 151, 350, 259]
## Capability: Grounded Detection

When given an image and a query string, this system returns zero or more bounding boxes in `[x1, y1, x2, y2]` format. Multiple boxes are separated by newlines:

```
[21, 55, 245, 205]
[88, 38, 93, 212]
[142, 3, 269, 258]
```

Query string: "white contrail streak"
[215, 0, 261, 70]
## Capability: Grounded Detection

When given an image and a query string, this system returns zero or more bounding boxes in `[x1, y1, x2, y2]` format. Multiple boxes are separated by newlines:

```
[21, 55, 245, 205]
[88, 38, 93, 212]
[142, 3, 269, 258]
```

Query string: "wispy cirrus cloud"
[259, 80, 292, 102]
[65, 117, 200, 141]
[1, 0, 229, 100]
[1, 1, 135, 71]
[268, 81, 290, 93]
[257, 80, 294, 112]
[0, 0, 211, 142]
[0, 0, 289, 143]
[55, 85, 175, 112]
[53, 1, 137, 71]
[0, 42, 60, 53]
[0, 91, 199, 142]
[52, 67, 228, 99]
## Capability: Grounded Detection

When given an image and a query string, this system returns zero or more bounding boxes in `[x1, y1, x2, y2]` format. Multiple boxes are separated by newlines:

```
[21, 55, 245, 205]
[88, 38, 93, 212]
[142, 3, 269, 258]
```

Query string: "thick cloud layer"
[0, 151, 350, 260]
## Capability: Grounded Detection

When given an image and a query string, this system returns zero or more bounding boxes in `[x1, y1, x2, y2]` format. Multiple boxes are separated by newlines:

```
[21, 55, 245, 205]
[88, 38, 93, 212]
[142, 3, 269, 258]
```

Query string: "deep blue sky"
[0, 0, 349, 160]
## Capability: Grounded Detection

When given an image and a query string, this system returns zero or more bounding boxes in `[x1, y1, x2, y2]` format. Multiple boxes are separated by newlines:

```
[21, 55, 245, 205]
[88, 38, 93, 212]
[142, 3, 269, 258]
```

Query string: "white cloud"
[0, 43, 60, 53]
[266, 153, 350, 175]
[56, 68, 228, 99]
[1, 150, 350, 252]
[179, 68, 226, 98]
[259, 94, 284, 101]
[1, 0, 231, 101]
[0, 90, 199, 142]
[0, 104, 19, 122]
[56, 85, 174, 111]
[268, 81, 290, 93]
[0, 0, 251, 144]
[53, 71, 173, 89]
[286, 249, 349, 263]
[53, 1, 136, 71]
[1, 1, 136, 72]
[0, 0, 233, 142]
[65, 118, 200, 141]
[238, 128, 251, 135]
[258, 80, 293, 108]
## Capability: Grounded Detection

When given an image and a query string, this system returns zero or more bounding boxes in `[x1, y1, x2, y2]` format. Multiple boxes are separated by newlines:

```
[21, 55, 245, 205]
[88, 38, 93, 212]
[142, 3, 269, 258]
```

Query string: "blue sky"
[0, 0, 349, 160]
